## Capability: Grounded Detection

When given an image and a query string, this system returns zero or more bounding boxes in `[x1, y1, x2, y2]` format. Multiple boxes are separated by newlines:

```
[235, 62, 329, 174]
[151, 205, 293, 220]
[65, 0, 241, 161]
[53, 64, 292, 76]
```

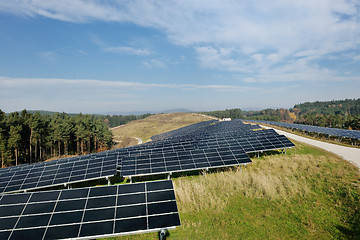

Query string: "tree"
[61, 116, 73, 156]
[8, 125, 22, 166]
[26, 112, 42, 163]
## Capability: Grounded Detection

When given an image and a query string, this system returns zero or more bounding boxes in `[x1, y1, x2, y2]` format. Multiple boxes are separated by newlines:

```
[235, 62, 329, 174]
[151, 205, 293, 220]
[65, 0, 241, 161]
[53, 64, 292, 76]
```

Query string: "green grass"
[110, 141, 359, 240]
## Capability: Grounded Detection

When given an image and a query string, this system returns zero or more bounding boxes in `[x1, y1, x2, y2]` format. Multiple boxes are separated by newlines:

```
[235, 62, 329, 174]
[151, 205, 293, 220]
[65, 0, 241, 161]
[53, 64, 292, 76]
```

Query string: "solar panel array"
[0, 118, 296, 239]
[151, 120, 218, 141]
[244, 119, 360, 140]
[120, 147, 251, 177]
[118, 119, 294, 178]
[0, 180, 180, 240]
[0, 155, 118, 194]
[197, 133, 295, 153]
[1, 119, 294, 195]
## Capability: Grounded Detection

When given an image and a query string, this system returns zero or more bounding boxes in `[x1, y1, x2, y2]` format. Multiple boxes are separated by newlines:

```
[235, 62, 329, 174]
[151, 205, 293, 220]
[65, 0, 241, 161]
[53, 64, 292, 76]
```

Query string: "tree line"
[102, 113, 152, 128]
[23, 111, 152, 128]
[0, 109, 113, 168]
[200, 98, 360, 130]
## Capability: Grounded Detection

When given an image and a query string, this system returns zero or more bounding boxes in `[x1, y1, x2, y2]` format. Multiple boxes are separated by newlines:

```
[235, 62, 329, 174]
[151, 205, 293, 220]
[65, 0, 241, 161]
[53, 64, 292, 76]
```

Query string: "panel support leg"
[167, 172, 172, 180]
[159, 229, 167, 240]
[285, 149, 287, 155]
[203, 168, 209, 177]
[129, 176, 132, 183]
[257, 152, 259, 159]
[106, 177, 111, 186]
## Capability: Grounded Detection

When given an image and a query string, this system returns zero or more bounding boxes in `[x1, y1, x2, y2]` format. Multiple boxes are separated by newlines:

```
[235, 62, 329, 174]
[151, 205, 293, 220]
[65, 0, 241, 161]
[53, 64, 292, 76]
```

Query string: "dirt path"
[260, 125, 360, 170]
[135, 137, 143, 144]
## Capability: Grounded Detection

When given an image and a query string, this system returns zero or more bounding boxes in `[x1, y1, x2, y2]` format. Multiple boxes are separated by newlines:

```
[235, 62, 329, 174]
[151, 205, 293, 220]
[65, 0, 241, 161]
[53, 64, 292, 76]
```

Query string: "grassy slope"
[107, 114, 359, 240]
[111, 113, 215, 144]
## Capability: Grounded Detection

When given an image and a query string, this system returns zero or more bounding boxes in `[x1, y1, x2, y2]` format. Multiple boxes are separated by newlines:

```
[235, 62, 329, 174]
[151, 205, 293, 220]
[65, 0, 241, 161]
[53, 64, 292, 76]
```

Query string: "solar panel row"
[197, 134, 295, 153]
[244, 119, 360, 140]
[0, 180, 180, 240]
[151, 120, 217, 141]
[152, 120, 261, 142]
[0, 156, 118, 194]
[120, 147, 251, 177]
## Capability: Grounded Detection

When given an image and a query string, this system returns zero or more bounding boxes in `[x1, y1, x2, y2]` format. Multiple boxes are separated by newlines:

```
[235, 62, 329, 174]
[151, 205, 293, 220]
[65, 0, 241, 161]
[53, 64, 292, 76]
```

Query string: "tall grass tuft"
[174, 150, 346, 213]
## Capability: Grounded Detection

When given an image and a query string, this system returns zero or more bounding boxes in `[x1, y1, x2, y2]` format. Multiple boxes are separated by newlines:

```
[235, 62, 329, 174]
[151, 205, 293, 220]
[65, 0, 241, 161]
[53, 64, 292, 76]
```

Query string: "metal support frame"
[159, 228, 167, 240]
[106, 177, 111, 186]
[129, 176, 132, 183]
[167, 172, 172, 180]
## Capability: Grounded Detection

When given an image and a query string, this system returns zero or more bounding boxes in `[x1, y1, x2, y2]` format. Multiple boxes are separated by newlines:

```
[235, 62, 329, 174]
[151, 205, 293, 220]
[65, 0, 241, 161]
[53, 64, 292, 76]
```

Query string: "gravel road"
[260, 125, 360, 170]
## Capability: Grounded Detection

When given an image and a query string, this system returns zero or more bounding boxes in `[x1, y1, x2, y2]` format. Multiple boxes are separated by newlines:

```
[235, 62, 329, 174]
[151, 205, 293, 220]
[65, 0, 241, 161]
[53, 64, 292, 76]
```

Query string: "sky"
[0, 0, 359, 114]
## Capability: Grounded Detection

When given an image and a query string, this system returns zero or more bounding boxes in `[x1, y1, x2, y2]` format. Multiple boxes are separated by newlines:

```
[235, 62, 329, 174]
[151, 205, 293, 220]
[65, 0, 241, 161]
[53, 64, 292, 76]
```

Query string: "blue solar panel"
[0, 180, 180, 240]
[244, 120, 360, 140]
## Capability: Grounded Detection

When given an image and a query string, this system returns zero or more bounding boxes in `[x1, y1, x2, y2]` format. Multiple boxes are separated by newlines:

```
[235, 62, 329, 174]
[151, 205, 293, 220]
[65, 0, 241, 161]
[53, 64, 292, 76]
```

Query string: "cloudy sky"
[0, 0, 359, 114]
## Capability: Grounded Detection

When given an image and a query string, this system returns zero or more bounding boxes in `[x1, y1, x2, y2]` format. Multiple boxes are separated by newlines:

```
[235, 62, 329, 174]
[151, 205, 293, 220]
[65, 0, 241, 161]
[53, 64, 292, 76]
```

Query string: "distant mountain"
[160, 108, 193, 114]
[100, 108, 193, 115]
[15, 110, 59, 115]
[14, 110, 80, 116]
[99, 111, 155, 116]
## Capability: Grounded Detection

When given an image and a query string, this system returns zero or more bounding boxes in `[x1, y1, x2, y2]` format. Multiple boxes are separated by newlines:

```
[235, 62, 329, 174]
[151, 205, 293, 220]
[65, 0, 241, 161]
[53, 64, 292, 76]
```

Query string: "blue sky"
[0, 1, 359, 114]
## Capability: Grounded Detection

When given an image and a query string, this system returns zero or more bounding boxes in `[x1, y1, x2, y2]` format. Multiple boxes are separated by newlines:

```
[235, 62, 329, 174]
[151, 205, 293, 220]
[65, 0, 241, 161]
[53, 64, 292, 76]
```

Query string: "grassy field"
[111, 113, 215, 146]
[109, 141, 359, 240]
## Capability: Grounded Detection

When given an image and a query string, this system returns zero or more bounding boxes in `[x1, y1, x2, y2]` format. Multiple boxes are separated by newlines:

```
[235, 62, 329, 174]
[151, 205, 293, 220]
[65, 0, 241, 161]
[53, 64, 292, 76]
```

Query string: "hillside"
[201, 98, 360, 130]
[111, 113, 216, 148]
[294, 98, 360, 116]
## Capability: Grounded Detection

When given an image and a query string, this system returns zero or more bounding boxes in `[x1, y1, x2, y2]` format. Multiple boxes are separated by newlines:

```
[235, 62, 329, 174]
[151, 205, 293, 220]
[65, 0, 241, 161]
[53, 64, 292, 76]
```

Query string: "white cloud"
[143, 59, 166, 68]
[0, 76, 261, 92]
[195, 46, 249, 72]
[104, 46, 151, 55]
[1, 0, 360, 82]
[38, 51, 57, 61]
[0, 75, 268, 113]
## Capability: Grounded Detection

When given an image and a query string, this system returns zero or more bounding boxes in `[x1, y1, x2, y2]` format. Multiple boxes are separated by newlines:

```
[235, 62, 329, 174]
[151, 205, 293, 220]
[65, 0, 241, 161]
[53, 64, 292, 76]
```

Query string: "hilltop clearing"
[111, 113, 216, 148]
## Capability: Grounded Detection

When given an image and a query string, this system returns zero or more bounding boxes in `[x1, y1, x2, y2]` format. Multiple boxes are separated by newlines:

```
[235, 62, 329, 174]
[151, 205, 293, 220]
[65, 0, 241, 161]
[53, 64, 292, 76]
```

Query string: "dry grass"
[174, 146, 358, 214]
[112, 136, 138, 149]
[111, 113, 215, 144]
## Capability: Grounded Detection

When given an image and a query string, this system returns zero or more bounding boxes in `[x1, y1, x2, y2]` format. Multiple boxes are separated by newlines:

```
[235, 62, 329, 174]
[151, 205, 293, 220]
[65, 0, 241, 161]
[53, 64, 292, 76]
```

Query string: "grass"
[111, 113, 214, 144]
[111, 141, 360, 240]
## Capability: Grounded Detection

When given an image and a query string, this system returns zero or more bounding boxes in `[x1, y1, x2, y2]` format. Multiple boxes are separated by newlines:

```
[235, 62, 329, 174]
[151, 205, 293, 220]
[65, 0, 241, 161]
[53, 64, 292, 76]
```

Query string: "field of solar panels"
[111, 114, 360, 239]
[0, 113, 359, 240]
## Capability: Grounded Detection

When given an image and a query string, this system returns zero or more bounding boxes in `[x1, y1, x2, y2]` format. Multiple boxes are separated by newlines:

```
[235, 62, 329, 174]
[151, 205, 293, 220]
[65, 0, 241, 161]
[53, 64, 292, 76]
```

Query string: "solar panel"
[244, 119, 360, 140]
[196, 133, 295, 153]
[0, 180, 180, 240]
[0, 155, 119, 194]
[119, 147, 251, 177]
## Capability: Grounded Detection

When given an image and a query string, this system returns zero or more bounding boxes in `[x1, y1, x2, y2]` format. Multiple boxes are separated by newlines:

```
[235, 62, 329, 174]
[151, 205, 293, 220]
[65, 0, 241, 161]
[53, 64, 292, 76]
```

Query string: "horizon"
[1, 1, 359, 113]
[3, 97, 358, 116]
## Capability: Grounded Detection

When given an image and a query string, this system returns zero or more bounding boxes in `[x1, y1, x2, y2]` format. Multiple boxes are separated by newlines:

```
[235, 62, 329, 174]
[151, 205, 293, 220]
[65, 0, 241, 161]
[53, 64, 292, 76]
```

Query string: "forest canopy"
[201, 98, 360, 130]
[0, 109, 113, 168]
